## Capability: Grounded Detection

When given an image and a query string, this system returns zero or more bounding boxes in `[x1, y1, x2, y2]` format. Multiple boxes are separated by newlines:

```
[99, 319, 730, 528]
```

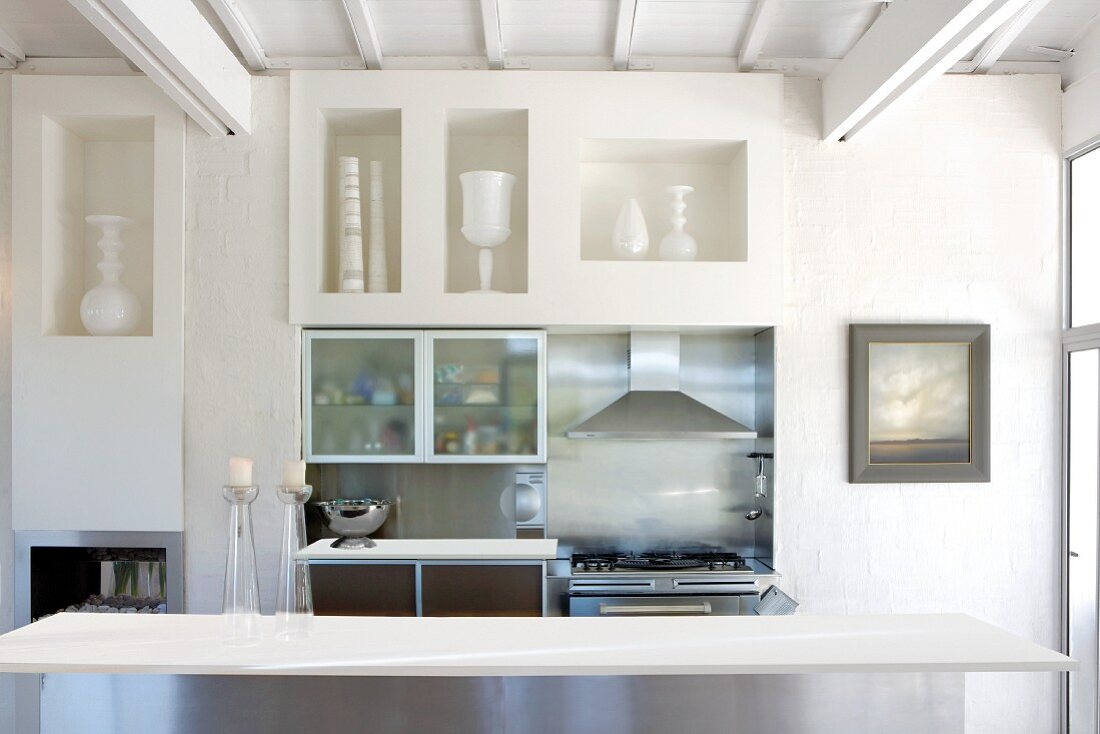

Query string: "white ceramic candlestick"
[80, 215, 142, 336]
[658, 185, 698, 261]
[460, 170, 516, 294]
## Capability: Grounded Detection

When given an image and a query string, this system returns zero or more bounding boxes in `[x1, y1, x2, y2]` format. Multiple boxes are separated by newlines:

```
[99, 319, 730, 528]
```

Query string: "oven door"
[567, 594, 753, 617]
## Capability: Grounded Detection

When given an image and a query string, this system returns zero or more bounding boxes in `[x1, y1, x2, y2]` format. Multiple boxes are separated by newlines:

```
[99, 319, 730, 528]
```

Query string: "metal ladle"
[744, 452, 772, 521]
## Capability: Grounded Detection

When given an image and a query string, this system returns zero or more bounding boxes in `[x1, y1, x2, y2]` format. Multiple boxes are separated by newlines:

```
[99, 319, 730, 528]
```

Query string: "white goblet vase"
[658, 185, 698, 261]
[612, 198, 649, 260]
[460, 170, 516, 294]
[80, 215, 142, 336]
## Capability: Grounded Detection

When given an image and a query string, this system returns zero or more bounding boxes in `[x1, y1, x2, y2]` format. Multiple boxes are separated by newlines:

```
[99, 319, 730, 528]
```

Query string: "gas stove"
[563, 551, 764, 617]
[571, 551, 753, 574]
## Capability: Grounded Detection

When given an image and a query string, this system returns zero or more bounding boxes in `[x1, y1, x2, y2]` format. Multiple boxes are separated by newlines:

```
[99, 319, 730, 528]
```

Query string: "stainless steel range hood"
[566, 332, 757, 440]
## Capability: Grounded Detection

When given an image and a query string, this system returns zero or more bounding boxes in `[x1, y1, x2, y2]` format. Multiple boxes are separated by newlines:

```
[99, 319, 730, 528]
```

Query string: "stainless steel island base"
[39, 672, 963, 734]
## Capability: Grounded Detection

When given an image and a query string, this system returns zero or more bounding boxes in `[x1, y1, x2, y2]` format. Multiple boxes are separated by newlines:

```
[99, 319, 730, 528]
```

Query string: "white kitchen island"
[0, 613, 1074, 733]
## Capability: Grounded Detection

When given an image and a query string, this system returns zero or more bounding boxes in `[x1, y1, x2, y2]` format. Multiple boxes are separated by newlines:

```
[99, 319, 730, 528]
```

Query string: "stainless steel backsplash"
[306, 463, 524, 540]
[546, 332, 767, 557]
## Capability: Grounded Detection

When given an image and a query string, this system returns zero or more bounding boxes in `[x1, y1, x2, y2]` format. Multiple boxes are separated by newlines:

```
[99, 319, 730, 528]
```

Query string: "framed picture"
[849, 324, 990, 484]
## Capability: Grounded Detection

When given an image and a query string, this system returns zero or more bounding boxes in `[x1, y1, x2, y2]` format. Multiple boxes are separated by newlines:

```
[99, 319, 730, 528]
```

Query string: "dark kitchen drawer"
[310, 562, 417, 616]
[421, 563, 544, 617]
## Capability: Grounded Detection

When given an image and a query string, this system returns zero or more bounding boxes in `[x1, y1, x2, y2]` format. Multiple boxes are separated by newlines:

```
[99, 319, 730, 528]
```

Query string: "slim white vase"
[460, 170, 516, 294]
[612, 198, 649, 260]
[658, 185, 698, 261]
[338, 156, 365, 293]
[80, 215, 142, 336]
[366, 160, 388, 293]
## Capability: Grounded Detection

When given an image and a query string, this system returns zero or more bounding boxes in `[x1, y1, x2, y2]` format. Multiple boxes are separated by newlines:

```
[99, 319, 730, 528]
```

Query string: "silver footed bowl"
[315, 499, 394, 549]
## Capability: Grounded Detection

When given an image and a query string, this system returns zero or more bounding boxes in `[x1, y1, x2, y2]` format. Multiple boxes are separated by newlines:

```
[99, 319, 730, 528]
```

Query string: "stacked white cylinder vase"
[337, 156, 389, 294]
[367, 160, 388, 293]
[338, 156, 365, 293]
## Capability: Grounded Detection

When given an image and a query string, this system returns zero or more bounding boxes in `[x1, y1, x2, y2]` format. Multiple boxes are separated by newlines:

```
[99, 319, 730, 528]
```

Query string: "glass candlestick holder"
[275, 484, 314, 640]
[222, 485, 261, 645]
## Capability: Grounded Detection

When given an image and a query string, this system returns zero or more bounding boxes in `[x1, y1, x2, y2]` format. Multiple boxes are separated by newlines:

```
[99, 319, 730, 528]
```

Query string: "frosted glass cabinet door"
[305, 331, 422, 462]
[426, 331, 547, 463]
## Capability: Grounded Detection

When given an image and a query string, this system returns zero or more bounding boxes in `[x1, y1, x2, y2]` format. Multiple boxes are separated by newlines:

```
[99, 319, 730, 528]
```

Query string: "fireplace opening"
[30, 547, 168, 620]
[15, 531, 183, 627]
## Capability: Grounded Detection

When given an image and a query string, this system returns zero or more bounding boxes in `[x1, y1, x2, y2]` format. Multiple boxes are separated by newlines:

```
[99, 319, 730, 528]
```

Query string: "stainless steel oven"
[565, 575, 762, 617]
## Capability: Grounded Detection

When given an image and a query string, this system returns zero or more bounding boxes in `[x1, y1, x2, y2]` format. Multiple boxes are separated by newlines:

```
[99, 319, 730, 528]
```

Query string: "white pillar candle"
[283, 459, 307, 488]
[229, 457, 253, 487]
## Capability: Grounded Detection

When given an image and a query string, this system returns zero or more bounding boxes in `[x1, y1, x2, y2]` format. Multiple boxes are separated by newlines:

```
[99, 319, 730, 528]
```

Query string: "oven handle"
[570, 580, 656, 592]
[599, 602, 713, 616]
[672, 579, 759, 591]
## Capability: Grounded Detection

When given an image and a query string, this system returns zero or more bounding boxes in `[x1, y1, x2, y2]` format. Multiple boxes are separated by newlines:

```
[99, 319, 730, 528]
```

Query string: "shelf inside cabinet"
[446, 109, 528, 294]
[321, 109, 402, 295]
[580, 139, 748, 263]
[42, 115, 155, 336]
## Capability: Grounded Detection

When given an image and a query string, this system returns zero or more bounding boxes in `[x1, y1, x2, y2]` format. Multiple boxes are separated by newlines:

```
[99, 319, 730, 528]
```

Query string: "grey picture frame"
[849, 324, 991, 484]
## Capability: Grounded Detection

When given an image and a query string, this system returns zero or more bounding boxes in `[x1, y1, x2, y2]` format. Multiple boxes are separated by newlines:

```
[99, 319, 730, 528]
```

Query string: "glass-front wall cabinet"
[305, 331, 423, 462]
[426, 331, 546, 463]
[304, 330, 546, 464]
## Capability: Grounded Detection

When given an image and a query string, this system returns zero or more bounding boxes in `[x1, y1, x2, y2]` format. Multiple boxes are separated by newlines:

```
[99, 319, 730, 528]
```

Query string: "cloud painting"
[867, 342, 971, 465]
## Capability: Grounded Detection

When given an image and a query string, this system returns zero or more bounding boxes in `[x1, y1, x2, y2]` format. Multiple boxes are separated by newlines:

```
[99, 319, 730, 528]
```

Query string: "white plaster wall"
[779, 75, 1062, 733]
[0, 71, 15, 731]
[183, 76, 299, 613]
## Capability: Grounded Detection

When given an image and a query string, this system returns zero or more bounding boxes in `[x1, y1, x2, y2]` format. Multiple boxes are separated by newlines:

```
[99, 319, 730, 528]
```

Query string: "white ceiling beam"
[479, 0, 504, 70]
[67, 0, 252, 136]
[950, 0, 1054, 73]
[1063, 14, 1100, 87]
[738, 0, 781, 72]
[822, 0, 1031, 142]
[612, 0, 638, 71]
[0, 23, 26, 69]
[205, 0, 268, 72]
[341, 0, 385, 70]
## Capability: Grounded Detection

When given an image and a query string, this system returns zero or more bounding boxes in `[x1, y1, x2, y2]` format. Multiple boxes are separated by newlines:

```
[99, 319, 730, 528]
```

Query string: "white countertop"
[0, 613, 1074, 677]
[299, 538, 558, 560]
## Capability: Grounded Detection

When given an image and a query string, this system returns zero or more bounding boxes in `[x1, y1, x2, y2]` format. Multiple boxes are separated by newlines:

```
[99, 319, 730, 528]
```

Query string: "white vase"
[80, 215, 142, 336]
[612, 198, 649, 260]
[366, 160, 388, 293]
[658, 185, 698, 261]
[338, 156, 365, 293]
[460, 170, 516, 293]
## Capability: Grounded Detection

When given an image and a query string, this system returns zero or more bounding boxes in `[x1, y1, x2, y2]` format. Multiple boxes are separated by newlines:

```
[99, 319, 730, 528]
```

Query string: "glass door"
[304, 330, 422, 462]
[1068, 344, 1100, 733]
[425, 330, 546, 463]
[1065, 142, 1100, 732]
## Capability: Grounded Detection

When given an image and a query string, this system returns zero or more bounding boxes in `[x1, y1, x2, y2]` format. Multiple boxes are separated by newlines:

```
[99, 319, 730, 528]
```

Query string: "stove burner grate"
[614, 557, 708, 570]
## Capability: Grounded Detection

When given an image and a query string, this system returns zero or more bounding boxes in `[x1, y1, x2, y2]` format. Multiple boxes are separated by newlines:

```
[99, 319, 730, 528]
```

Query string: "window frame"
[1065, 138, 1100, 335]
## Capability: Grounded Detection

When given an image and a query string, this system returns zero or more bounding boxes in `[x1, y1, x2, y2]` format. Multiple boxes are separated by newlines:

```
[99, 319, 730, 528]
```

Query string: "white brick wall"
[183, 77, 299, 614]
[126, 73, 1069, 733]
[780, 75, 1063, 733]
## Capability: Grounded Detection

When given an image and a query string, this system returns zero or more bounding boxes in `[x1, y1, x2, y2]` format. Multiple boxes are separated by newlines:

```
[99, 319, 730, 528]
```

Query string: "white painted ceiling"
[0, 0, 1096, 71]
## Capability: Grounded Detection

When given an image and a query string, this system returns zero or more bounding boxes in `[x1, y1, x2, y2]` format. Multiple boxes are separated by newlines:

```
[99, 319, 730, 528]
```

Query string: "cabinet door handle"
[1070, 551, 1080, 558]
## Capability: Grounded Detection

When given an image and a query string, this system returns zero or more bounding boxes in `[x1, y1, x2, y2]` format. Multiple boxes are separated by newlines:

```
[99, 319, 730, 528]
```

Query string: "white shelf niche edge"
[580, 138, 747, 264]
